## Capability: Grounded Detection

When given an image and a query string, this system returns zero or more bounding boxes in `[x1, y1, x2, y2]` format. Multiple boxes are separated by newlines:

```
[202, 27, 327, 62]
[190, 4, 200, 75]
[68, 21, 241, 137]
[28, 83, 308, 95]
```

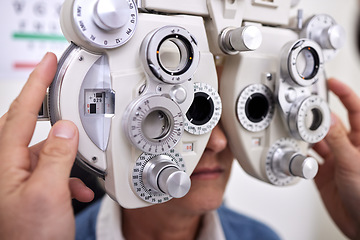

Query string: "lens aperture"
[296, 47, 319, 80]
[245, 93, 269, 123]
[186, 92, 214, 126]
[142, 110, 171, 141]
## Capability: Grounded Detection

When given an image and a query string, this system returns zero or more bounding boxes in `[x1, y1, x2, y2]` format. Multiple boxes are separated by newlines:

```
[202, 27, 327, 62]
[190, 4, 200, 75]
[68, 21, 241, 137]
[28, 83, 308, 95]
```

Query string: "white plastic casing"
[58, 3, 217, 208]
[205, 0, 292, 55]
[140, 0, 293, 56]
[220, 26, 309, 184]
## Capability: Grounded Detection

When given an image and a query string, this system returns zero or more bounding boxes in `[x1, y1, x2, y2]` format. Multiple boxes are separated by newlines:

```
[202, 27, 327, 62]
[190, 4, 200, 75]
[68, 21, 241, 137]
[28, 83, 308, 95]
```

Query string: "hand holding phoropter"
[0, 53, 93, 240]
[313, 78, 360, 240]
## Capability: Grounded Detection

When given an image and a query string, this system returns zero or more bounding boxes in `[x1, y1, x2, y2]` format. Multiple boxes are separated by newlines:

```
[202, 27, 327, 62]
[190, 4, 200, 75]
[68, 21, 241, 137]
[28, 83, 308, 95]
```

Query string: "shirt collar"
[96, 195, 226, 240]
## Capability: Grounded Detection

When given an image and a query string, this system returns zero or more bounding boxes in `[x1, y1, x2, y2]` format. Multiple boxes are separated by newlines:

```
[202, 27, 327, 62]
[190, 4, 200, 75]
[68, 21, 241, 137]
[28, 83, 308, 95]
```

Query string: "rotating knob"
[316, 25, 346, 50]
[301, 14, 345, 61]
[93, 0, 131, 31]
[220, 25, 262, 55]
[143, 155, 191, 198]
[289, 154, 318, 179]
[70, 0, 137, 48]
[274, 149, 318, 179]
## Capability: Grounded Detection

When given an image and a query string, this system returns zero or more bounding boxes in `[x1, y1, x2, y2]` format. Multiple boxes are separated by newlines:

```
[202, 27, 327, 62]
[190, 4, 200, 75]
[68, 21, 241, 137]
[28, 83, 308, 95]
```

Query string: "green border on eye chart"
[12, 32, 67, 41]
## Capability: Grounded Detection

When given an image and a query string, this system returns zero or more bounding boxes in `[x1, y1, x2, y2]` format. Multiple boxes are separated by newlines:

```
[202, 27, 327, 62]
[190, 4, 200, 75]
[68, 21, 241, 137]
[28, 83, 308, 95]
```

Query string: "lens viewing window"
[157, 35, 193, 76]
[245, 93, 269, 123]
[186, 92, 214, 125]
[306, 108, 323, 131]
[142, 110, 171, 141]
[296, 47, 319, 80]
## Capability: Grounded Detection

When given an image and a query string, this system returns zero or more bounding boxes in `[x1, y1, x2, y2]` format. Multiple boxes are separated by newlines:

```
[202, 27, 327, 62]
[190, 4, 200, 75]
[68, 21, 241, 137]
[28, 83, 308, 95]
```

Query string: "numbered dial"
[288, 95, 330, 143]
[132, 150, 190, 204]
[282, 39, 324, 87]
[266, 138, 318, 186]
[184, 83, 222, 135]
[237, 84, 275, 132]
[72, 0, 137, 48]
[123, 95, 184, 154]
[301, 14, 345, 61]
[265, 138, 298, 186]
[140, 26, 200, 84]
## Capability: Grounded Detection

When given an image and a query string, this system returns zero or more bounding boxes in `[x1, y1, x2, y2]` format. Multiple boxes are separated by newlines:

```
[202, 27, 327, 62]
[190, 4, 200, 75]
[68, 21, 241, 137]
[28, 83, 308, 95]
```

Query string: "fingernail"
[52, 121, 76, 139]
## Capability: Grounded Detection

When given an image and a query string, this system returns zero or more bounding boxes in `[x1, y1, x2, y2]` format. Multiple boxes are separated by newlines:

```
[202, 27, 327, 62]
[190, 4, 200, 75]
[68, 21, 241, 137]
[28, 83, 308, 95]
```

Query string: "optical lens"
[186, 92, 214, 126]
[306, 108, 323, 131]
[142, 110, 171, 141]
[157, 35, 193, 76]
[296, 47, 319, 80]
[245, 93, 269, 123]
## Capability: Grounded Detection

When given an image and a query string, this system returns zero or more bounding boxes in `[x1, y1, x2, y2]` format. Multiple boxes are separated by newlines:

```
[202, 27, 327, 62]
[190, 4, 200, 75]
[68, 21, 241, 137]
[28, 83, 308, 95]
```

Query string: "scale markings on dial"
[73, 0, 137, 48]
[184, 82, 222, 135]
[132, 150, 185, 204]
[236, 84, 274, 132]
[125, 95, 184, 154]
[292, 95, 330, 143]
[265, 138, 297, 186]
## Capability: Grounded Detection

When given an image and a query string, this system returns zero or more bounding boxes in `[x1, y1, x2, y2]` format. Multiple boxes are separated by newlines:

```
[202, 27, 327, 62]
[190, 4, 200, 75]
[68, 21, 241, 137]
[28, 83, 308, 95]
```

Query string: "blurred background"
[0, 0, 358, 239]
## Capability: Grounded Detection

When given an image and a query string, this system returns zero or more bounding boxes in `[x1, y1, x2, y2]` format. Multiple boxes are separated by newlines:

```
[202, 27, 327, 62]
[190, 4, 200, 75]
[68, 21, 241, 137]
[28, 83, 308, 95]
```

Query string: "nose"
[206, 124, 228, 153]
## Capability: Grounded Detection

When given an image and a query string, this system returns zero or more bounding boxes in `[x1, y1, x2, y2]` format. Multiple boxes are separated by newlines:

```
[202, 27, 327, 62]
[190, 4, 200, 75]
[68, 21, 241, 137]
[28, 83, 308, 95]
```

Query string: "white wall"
[0, 0, 65, 144]
[224, 1, 359, 240]
[0, 0, 359, 239]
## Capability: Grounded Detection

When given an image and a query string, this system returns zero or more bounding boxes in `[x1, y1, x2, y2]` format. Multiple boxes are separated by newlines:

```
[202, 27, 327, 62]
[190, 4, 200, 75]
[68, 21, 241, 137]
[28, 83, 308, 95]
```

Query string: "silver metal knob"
[276, 150, 318, 179]
[170, 85, 187, 104]
[158, 167, 191, 198]
[93, 0, 130, 31]
[289, 154, 318, 179]
[318, 25, 346, 50]
[220, 26, 262, 55]
[301, 14, 346, 61]
[143, 155, 191, 198]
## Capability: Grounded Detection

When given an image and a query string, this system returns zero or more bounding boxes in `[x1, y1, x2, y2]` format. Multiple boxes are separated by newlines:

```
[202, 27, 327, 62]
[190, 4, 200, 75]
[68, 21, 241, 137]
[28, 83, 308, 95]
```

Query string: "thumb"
[28, 120, 79, 190]
[325, 114, 360, 172]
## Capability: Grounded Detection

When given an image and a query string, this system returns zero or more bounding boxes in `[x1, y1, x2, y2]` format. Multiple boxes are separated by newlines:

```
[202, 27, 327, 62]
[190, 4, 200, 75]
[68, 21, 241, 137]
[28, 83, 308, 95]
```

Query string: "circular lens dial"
[184, 83, 222, 135]
[237, 84, 274, 132]
[141, 26, 200, 84]
[285, 39, 323, 87]
[123, 95, 184, 154]
[288, 95, 330, 143]
[296, 47, 319, 80]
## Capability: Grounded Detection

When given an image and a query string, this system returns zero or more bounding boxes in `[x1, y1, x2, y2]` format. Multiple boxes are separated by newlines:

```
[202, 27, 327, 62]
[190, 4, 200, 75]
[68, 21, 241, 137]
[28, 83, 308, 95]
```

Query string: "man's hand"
[0, 53, 94, 240]
[313, 78, 360, 240]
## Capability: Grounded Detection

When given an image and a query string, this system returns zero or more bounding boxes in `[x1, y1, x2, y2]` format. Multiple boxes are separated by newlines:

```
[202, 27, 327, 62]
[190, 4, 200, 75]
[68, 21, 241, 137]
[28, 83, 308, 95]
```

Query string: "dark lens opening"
[186, 92, 214, 125]
[308, 108, 323, 131]
[245, 93, 269, 123]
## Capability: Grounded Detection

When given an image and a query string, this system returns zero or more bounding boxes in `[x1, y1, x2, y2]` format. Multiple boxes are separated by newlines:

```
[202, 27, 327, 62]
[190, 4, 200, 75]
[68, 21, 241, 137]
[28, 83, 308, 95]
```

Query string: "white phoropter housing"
[136, 0, 340, 186]
[138, 1, 343, 185]
[42, 0, 346, 207]
[198, 0, 343, 186]
[48, 0, 221, 208]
